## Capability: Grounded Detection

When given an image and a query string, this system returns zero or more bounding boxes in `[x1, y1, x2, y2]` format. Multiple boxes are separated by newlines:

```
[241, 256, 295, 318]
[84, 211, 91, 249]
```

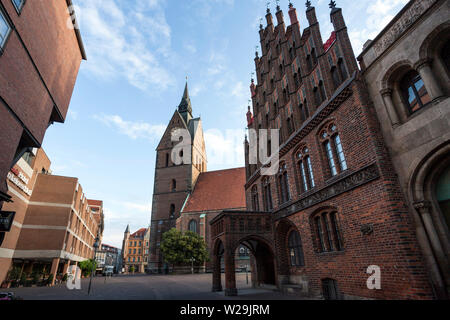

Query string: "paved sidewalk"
[4, 273, 307, 300]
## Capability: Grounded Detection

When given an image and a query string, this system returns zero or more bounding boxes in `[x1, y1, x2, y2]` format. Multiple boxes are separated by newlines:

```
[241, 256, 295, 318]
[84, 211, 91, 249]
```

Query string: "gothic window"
[289, 47, 293, 61]
[306, 55, 312, 71]
[286, 117, 293, 135]
[251, 185, 260, 211]
[263, 91, 267, 102]
[311, 48, 317, 65]
[165, 153, 169, 167]
[331, 66, 341, 89]
[172, 179, 176, 192]
[288, 230, 305, 266]
[265, 114, 269, 129]
[303, 99, 309, 118]
[262, 177, 273, 211]
[320, 124, 347, 177]
[279, 64, 283, 75]
[188, 220, 198, 233]
[170, 204, 175, 219]
[322, 279, 339, 300]
[278, 162, 291, 204]
[338, 58, 348, 82]
[283, 89, 288, 104]
[319, 81, 326, 104]
[294, 73, 299, 88]
[297, 147, 315, 193]
[313, 87, 321, 107]
[299, 103, 306, 121]
[400, 70, 431, 114]
[271, 78, 274, 91]
[312, 210, 343, 253]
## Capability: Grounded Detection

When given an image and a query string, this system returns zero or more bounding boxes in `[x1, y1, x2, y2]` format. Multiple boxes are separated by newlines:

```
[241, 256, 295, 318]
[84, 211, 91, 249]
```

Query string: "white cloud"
[94, 114, 166, 140]
[74, 0, 174, 91]
[204, 128, 245, 169]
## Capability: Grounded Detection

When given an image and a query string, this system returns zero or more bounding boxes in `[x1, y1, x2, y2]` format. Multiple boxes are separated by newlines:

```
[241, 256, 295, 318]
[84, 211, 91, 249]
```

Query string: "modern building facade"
[358, 0, 449, 299]
[148, 84, 207, 273]
[0, 148, 103, 286]
[0, 0, 86, 249]
[122, 226, 150, 273]
[209, 2, 435, 299]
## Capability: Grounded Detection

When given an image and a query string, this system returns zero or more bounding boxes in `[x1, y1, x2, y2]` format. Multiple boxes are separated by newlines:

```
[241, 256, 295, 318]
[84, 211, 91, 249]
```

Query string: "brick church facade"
[209, 2, 436, 299]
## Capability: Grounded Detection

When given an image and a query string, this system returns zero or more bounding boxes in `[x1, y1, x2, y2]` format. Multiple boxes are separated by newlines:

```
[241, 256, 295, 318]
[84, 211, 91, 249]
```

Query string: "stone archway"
[410, 142, 450, 299]
[211, 239, 224, 292]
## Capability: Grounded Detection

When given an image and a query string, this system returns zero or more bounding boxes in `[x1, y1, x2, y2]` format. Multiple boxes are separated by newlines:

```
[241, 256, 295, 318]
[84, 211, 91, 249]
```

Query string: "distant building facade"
[122, 226, 150, 273]
[0, 0, 85, 213]
[358, 0, 449, 299]
[96, 244, 122, 274]
[0, 148, 103, 286]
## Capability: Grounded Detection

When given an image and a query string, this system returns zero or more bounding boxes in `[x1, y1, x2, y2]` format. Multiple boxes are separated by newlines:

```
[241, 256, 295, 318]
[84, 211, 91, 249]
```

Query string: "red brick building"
[209, 2, 434, 299]
[148, 83, 207, 273]
[0, 0, 85, 214]
[176, 168, 248, 272]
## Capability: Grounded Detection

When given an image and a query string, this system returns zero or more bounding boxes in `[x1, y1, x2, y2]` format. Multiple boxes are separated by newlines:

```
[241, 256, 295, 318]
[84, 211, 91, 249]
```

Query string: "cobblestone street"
[4, 273, 306, 300]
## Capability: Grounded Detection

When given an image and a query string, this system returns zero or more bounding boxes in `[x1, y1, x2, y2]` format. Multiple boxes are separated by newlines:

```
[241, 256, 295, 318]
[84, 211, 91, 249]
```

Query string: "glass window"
[288, 231, 305, 266]
[325, 141, 338, 176]
[12, 0, 25, 13]
[333, 135, 347, 171]
[188, 220, 197, 233]
[0, 9, 11, 48]
[400, 71, 431, 114]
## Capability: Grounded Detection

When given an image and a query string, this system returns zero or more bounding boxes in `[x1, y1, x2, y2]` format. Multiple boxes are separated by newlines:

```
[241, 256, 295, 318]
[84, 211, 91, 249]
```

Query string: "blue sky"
[42, 0, 408, 248]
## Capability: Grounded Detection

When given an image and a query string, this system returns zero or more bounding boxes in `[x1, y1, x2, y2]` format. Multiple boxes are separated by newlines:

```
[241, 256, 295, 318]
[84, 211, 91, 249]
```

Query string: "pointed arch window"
[165, 153, 169, 167]
[251, 185, 260, 211]
[338, 58, 348, 82]
[288, 230, 305, 266]
[286, 117, 294, 135]
[172, 179, 177, 192]
[262, 177, 273, 211]
[312, 210, 343, 253]
[331, 66, 341, 89]
[320, 124, 347, 177]
[297, 147, 315, 193]
[278, 163, 291, 204]
[169, 204, 175, 219]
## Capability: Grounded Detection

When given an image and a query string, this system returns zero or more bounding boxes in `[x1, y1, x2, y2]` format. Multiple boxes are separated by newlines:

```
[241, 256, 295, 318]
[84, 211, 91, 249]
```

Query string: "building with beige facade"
[122, 226, 150, 273]
[358, 0, 449, 299]
[0, 148, 104, 286]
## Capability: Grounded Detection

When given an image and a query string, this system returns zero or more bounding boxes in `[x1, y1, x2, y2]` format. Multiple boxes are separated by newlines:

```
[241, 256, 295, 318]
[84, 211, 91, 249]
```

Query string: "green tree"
[160, 228, 209, 268]
[78, 259, 97, 277]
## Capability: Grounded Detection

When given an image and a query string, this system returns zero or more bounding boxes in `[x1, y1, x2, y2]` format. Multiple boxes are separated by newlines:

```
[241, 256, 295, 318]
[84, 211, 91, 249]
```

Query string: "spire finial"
[259, 18, 263, 29]
[266, 1, 271, 13]
[275, 0, 280, 11]
[306, 0, 311, 8]
[288, 0, 293, 8]
[329, 0, 336, 9]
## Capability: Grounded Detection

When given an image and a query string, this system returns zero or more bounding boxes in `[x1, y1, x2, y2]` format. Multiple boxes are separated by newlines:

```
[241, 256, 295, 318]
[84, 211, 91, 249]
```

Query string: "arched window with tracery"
[400, 70, 431, 114]
[188, 219, 198, 233]
[278, 163, 291, 205]
[312, 210, 343, 253]
[320, 123, 347, 177]
[288, 230, 305, 266]
[262, 177, 273, 212]
[297, 147, 315, 193]
[251, 185, 260, 211]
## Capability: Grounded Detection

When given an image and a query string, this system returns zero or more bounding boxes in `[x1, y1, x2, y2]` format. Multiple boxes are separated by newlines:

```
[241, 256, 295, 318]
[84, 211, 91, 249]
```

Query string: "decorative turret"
[306, 0, 318, 25]
[246, 106, 254, 127]
[178, 81, 193, 123]
[288, 2, 299, 25]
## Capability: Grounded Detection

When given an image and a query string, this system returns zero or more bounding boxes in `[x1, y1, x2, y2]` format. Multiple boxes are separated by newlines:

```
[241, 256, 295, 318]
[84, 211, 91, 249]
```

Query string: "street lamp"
[88, 234, 100, 295]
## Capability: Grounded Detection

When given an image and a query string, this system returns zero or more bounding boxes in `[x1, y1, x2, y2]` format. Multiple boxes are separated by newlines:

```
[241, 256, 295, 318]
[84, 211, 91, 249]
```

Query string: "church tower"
[148, 82, 207, 273]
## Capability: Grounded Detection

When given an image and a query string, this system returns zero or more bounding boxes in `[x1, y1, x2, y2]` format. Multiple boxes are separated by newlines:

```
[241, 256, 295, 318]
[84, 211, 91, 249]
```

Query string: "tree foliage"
[78, 259, 97, 276]
[160, 228, 209, 266]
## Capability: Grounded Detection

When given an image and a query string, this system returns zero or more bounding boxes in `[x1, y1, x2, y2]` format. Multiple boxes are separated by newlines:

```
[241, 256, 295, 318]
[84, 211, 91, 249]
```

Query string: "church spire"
[178, 79, 193, 123]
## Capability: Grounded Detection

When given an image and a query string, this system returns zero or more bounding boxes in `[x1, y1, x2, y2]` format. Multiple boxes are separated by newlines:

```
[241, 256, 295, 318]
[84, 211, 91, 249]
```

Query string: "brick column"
[380, 89, 400, 127]
[224, 248, 237, 296]
[415, 59, 444, 101]
[50, 258, 60, 286]
[211, 253, 222, 292]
